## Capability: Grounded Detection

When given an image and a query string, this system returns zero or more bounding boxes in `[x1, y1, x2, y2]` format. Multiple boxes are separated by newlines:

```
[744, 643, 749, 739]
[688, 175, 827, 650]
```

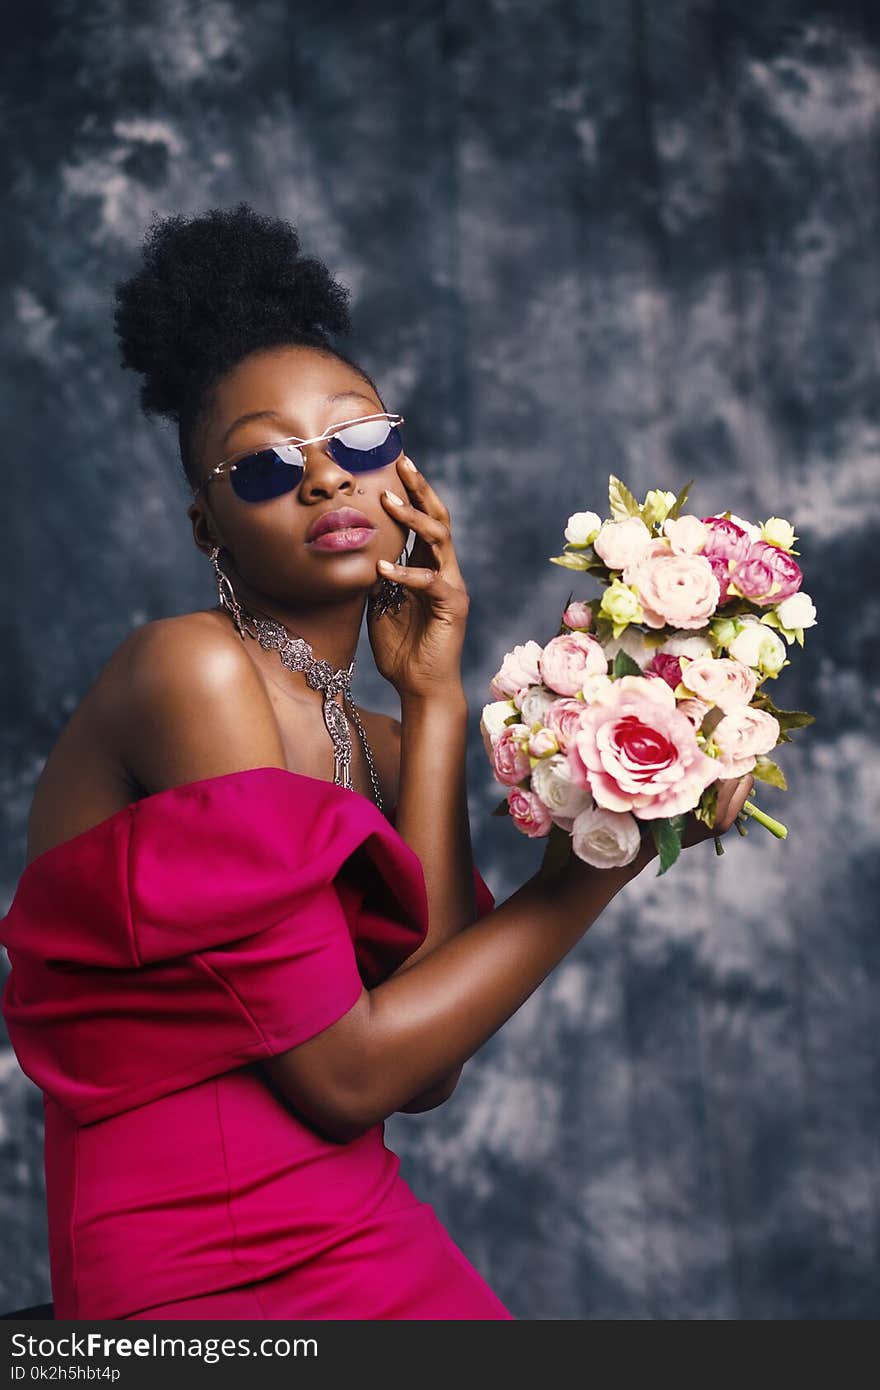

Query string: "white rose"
[564, 510, 603, 546]
[571, 805, 642, 869]
[659, 631, 713, 660]
[602, 627, 655, 670]
[480, 699, 518, 756]
[531, 754, 595, 819]
[775, 592, 817, 631]
[728, 620, 787, 673]
[519, 684, 560, 727]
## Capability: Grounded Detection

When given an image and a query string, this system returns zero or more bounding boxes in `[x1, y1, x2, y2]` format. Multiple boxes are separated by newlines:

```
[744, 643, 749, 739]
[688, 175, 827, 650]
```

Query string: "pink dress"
[0, 766, 514, 1321]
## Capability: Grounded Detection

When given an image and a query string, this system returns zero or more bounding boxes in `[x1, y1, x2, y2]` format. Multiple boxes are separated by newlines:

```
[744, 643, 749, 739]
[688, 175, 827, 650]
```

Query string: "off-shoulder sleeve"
[0, 769, 431, 1125]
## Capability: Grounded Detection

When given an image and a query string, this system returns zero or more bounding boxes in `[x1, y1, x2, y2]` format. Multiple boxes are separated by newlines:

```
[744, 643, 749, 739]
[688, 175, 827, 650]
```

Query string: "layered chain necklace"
[217, 589, 384, 813]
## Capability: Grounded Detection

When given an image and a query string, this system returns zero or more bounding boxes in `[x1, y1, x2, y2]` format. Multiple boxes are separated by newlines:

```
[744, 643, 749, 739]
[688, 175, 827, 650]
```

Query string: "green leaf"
[665, 479, 695, 521]
[650, 813, 687, 875]
[491, 797, 510, 817]
[750, 689, 816, 743]
[612, 649, 644, 678]
[693, 785, 719, 828]
[752, 756, 788, 789]
[608, 475, 642, 521]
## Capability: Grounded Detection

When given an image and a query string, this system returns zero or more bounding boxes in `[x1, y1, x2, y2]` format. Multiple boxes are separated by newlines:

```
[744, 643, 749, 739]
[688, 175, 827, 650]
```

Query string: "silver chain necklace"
[210, 551, 384, 812]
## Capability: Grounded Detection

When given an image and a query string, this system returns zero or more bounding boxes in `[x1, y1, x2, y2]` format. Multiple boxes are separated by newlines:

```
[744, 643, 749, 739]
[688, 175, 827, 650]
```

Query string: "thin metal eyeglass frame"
[191, 412, 406, 500]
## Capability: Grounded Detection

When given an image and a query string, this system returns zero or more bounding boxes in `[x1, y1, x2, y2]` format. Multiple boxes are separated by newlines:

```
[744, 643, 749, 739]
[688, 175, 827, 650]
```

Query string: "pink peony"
[644, 651, 684, 690]
[593, 516, 654, 570]
[490, 640, 544, 703]
[491, 724, 532, 785]
[543, 697, 591, 751]
[679, 656, 758, 710]
[539, 632, 608, 696]
[507, 786, 553, 837]
[710, 706, 780, 778]
[730, 541, 803, 607]
[699, 516, 753, 563]
[567, 676, 719, 819]
[563, 600, 594, 630]
[622, 546, 721, 629]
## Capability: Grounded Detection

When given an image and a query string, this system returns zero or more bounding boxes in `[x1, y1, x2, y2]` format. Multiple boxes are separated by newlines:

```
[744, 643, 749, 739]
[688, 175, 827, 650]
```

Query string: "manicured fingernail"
[384, 489, 405, 505]
[377, 558, 395, 570]
[401, 457, 416, 471]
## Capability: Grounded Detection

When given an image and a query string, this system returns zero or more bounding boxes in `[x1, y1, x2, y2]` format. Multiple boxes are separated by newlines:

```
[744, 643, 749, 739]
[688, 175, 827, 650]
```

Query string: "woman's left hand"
[366, 455, 470, 700]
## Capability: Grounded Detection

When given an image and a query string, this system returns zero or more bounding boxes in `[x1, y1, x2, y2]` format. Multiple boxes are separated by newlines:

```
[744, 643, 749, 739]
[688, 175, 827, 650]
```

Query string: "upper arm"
[107, 616, 288, 795]
[104, 618, 385, 1142]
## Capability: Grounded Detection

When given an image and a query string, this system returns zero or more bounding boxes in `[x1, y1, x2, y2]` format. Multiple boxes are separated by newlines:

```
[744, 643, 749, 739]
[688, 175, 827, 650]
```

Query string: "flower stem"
[741, 798, 788, 839]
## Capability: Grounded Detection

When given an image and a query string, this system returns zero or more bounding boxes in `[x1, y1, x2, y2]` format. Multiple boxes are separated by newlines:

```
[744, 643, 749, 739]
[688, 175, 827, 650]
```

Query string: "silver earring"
[210, 545, 247, 640]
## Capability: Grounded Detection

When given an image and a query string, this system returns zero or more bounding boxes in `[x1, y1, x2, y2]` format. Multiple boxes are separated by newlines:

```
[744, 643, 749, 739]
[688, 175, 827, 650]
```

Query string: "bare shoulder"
[101, 611, 287, 796]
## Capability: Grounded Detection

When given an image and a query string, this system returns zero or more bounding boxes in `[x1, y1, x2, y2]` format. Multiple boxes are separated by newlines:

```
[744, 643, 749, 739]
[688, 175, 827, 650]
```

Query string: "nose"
[297, 440, 357, 496]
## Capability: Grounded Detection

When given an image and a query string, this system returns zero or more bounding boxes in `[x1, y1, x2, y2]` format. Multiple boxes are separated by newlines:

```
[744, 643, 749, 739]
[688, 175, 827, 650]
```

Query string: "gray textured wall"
[2, 1, 878, 1320]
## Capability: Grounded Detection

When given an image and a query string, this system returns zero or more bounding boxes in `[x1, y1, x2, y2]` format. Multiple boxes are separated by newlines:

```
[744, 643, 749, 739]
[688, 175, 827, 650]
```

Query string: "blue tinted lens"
[229, 449, 303, 502]
[328, 424, 403, 473]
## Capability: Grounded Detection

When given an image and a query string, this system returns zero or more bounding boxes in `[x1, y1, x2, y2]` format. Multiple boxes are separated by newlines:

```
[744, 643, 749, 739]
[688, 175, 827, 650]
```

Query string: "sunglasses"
[192, 412, 406, 503]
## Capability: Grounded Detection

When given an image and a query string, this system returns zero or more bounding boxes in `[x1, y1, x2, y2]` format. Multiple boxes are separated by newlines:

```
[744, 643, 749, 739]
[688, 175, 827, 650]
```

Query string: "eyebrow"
[220, 391, 378, 450]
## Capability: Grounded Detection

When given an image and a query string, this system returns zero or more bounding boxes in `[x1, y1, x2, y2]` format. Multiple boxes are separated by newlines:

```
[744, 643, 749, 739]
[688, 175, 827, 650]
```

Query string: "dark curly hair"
[112, 201, 382, 488]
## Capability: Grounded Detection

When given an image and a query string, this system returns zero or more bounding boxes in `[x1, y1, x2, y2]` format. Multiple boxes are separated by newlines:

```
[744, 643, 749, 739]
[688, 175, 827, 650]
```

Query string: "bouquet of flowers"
[481, 476, 816, 875]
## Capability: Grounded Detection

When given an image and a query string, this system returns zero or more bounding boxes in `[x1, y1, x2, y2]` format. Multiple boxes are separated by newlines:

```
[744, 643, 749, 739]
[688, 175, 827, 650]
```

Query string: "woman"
[0, 203, 753, 1321]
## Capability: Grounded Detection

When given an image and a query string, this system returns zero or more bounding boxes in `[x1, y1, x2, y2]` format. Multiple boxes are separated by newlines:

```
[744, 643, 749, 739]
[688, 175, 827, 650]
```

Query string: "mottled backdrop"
[1, 0, 877, 1320]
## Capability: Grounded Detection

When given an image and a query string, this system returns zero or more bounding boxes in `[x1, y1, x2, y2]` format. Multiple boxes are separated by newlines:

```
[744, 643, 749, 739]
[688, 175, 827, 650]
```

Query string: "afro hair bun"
[113, 201, 354, 424]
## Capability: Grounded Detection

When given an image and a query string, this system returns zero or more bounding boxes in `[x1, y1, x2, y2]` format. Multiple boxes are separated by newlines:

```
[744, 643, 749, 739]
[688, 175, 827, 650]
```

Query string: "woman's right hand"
[561, 772, 757, 883]
[680, 773, 755, 850]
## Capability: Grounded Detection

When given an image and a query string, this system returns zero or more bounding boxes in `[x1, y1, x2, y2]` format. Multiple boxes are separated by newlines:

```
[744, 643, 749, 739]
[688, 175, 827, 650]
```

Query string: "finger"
[375, 559, 469, 607]
[382, 488, 452, 553]
[716, 774, 753, 833]
[395, 455, 451, 526]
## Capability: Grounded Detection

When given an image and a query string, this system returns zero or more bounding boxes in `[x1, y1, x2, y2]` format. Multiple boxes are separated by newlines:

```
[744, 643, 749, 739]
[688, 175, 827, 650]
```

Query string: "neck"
[215, 575, 369, 691]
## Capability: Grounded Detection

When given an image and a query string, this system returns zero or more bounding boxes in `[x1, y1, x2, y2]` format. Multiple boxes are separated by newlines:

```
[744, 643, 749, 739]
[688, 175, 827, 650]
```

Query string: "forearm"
[344, 840, 658, 1132]
[391, 687, 477, 971]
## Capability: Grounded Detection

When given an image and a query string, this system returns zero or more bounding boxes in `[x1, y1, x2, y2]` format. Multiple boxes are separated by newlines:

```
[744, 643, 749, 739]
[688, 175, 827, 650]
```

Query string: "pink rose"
[490, 640, 544, 703]
[539, 632, 607, 696]
[623, 547, 721, 630]
[567, 677, 719, 819]
[491, 724, 532, 785]
[543, 697, 590, 751]
[593, 516, 654, 570]
[710, 706, 780, 778]
[644, 651, 684, 690]
[563, 600, 593, 630]
[730, 541, 803, 607]
[507, 786, 553, 837]
[679, 656, 758, 710]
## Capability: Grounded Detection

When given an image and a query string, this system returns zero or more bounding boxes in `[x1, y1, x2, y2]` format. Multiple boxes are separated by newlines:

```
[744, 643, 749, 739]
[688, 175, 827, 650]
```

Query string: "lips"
[306, 507, 376, 542]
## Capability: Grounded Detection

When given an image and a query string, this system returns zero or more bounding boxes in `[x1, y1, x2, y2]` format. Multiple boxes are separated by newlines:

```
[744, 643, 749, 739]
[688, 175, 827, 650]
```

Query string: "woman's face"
[188, 344, 408, 607]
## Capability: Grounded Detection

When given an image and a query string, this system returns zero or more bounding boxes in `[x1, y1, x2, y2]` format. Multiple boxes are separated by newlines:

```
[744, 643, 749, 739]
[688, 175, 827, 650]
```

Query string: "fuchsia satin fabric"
[0, 767, 513, 1321]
